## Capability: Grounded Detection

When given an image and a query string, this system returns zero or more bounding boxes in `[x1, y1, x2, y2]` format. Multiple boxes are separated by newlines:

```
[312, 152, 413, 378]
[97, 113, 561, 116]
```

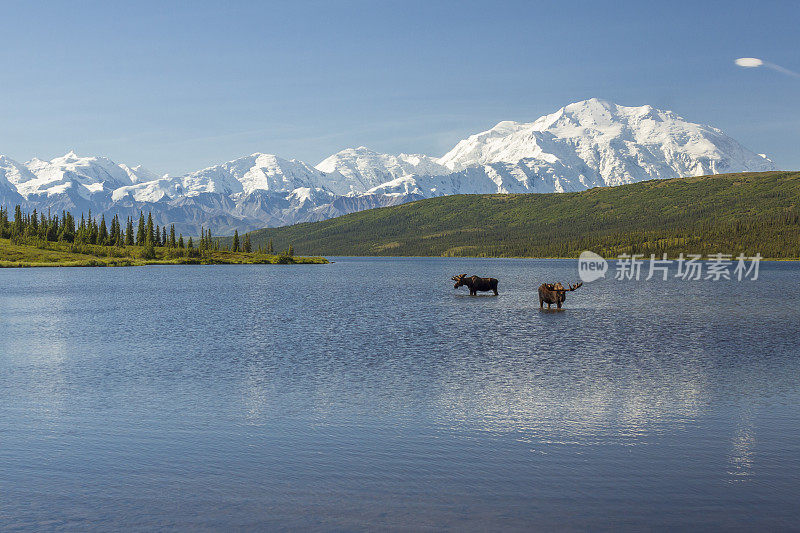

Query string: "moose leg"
[540, 298, 544, 308]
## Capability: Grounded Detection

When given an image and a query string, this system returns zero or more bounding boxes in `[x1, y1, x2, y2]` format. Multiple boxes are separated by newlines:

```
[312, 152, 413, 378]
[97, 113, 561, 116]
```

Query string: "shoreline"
[0, 238, 327, 268]
[5, 254, 796, 268]
[0, 257, 329, 268]
[314, 254, 799, 262]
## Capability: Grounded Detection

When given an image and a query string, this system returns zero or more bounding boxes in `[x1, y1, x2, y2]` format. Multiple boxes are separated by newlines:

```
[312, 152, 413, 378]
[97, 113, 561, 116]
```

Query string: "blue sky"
[1, 0, 798, 174]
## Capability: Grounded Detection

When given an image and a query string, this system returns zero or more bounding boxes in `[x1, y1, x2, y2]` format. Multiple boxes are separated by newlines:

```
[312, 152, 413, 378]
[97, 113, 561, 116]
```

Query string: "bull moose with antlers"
[538, 281, 582, 309]
[452, 274, 499, 296]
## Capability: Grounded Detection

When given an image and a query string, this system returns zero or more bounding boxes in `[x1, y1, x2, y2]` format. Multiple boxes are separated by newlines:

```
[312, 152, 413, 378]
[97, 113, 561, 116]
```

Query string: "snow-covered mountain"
[19, 151, 159, 199]
[0, 99, 777, 234]
[112, 153, 350, 202]
[0, 156, 30, 205]
[438, 98, 773, 185]
[316, 146, 449, 194]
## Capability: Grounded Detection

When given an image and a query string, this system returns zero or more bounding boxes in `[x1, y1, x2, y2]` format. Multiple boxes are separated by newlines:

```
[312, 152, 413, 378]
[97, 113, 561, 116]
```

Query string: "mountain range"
[0, 98, 776, 235]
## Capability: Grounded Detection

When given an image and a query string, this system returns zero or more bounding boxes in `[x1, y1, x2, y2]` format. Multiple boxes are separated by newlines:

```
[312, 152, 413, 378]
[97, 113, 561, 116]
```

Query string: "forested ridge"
[238, 171, 800, 259]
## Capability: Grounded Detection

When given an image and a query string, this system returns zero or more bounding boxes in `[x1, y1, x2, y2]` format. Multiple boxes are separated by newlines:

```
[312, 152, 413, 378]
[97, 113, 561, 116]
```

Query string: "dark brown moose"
[452, 274, 499, 296]
[538, 282, 582, 309]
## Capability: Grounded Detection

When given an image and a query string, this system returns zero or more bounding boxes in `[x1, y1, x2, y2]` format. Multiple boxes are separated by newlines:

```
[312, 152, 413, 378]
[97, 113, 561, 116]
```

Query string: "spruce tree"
[141, 241, 156, 260]
[232, 230, 239, 252]
[90, 218, 99, 245]
[288, 244, 294, 257]
[53, 213, 61, 242]
[155, 225, 161, 247]
[13, 205, 23, 236]
[111, 216, 122, 246]
[243, 233, 251, 253]
[98, 215, 108, 245]
[79, 214, 87, 243]
[0, 207, 7, 238]
[170, 225, 176, 247]
[39, 212, 47, 240]
[137, 213, 146, 245]
[146, 213, 154, 244]
[267, 238, 274, 254]
[178, 234, 184, 249]
[125, 217, 134, 246]
[58, 212, 73, 242]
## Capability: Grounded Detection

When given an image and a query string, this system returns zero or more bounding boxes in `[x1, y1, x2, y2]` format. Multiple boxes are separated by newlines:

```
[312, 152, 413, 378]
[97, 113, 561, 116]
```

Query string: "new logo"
[578, 251, 608, 282]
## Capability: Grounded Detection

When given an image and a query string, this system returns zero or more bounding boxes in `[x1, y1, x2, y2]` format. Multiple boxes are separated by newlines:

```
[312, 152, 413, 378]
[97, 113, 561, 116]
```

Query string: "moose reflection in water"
[452, 274, 499, 296]
[538, 282, 583, 309]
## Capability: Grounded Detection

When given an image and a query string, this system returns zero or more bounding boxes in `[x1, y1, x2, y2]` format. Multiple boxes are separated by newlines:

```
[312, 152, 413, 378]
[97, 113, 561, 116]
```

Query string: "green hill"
[241, 171, 800, 259]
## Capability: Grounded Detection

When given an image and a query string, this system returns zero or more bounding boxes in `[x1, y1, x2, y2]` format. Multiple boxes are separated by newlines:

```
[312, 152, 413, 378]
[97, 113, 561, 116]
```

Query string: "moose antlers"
[554, 282, 582, 292]
[451, 274, 466, 281]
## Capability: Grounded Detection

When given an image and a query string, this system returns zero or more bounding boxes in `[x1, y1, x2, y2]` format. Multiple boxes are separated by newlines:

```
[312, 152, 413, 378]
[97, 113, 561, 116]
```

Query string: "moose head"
[452, 274, 467, 289]
[553, 282, 582, 292]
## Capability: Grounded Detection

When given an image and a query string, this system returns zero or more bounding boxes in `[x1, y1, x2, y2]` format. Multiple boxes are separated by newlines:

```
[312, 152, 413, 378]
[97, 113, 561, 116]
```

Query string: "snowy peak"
[184, 152, 349, 196]
[233, 153, 338, 195]
[0, 156, 28, 203]
[439, 98, 775, 184]
[113, 152, 351, 202]
[16, 151, 163, 200]
[120, 163, 163, 184]
[0, 155, 38, 187]
[316, 146, 449, 193]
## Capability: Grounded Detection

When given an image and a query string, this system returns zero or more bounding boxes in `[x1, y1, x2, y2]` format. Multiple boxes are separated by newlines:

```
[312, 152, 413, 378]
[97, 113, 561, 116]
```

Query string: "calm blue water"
[1, 258, 799, 530]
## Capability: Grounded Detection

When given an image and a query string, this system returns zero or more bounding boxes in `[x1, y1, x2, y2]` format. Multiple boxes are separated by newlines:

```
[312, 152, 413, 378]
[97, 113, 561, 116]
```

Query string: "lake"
[1, 258, 799, 530]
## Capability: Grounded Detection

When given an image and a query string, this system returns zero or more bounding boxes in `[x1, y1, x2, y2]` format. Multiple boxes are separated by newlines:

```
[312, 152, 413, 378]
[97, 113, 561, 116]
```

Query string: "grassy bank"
[0, 238, 328, 267]
[241, 171, 800, 259]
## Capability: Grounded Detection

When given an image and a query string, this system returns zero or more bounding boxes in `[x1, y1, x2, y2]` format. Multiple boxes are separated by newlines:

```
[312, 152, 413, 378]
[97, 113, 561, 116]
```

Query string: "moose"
[538, 281, 582, 309]
[452, 274, 499, 296]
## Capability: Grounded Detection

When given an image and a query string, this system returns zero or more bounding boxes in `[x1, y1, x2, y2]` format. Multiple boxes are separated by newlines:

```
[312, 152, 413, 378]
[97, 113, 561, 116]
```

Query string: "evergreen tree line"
[228, 229, 294, 257]
[0, 204, 295, 255]
[1, 205, 222, 251]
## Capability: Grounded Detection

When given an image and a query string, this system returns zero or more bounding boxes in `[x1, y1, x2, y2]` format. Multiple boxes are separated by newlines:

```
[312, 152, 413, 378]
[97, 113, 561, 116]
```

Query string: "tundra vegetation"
[0, 206, 325, 267]
[241, 171, 800, 259]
